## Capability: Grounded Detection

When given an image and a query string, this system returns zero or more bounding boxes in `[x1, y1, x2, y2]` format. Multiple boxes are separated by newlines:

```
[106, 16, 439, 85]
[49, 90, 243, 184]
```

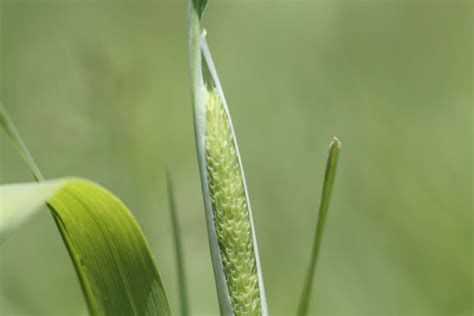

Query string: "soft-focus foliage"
[1, 1, 472, 315]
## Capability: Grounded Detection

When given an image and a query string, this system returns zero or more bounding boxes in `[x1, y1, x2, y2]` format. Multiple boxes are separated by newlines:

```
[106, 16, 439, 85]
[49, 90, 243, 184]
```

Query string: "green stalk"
[0, 103, 44, 182]
[188, 0, 267, 314]
[297, 137, 341, 316]
[166, 172, 190, 316]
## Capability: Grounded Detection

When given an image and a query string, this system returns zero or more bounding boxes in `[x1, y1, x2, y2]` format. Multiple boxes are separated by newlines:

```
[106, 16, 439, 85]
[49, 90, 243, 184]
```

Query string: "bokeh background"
[0, 1, 472, 315]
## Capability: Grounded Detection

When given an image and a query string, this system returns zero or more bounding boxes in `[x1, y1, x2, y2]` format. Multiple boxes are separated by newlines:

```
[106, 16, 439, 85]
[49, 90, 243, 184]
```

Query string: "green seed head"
[205, 88, 261, 315]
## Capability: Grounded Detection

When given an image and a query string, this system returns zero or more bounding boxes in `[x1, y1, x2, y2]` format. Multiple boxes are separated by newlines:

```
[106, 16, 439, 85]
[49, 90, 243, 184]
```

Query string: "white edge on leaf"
[0, 178, 67, 244]
[188, 3, 234, 315]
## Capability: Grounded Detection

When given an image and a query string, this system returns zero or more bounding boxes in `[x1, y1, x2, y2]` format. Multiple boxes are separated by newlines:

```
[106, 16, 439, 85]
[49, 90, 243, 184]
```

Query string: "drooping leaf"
[0, 178, 171, 316]
[188, 2, 268, 315]
[297, 137, 341, 316]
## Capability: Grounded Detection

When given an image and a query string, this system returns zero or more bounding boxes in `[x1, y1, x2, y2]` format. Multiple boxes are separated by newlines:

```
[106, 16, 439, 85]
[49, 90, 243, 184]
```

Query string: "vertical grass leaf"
[166, 172, 190, 316]
[297, 137, 341, 316]
[0, 178, 171, 316]
[188, 2, 268, 315]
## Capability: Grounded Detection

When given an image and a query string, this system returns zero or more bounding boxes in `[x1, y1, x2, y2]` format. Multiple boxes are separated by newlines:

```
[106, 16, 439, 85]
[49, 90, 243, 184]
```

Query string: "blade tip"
[330, 136, 341, 148]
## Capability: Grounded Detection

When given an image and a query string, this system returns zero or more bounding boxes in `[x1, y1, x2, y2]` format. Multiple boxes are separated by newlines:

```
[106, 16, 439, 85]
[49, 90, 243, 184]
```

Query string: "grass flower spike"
[205, 89, 261, 315]
[188, 0, 268, 314]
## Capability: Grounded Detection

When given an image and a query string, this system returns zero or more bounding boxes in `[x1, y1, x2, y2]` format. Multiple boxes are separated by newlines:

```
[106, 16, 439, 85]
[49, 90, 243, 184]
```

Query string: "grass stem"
[166, 171, 190, 316]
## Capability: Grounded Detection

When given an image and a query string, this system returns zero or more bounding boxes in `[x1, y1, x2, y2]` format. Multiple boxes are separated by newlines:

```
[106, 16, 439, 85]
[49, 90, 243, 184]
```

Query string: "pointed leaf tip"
[297, 137, 341, 316]
[192, 0, 208, 18]
[331, 137, 341, 148]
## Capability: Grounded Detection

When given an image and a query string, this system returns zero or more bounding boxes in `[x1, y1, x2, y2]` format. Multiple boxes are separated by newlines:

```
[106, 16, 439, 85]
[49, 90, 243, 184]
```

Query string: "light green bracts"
[205, 89, 261, 315]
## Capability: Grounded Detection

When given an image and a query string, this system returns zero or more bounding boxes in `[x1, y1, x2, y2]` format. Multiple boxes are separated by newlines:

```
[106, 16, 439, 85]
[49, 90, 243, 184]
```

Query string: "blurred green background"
[0, 1, 472, 315]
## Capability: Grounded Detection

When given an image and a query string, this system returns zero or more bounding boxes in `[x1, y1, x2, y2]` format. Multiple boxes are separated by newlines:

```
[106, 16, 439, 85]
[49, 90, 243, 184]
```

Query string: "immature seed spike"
[205, 88, 261, 315]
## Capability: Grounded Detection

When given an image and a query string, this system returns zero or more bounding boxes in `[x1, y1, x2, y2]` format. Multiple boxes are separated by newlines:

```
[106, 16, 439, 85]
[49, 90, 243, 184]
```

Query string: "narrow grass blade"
[188, 1, 267, 314]
[166, 172, 190, 316]
[297, 137, 341, 316]
[0, 178, 171, 316]
[0, 102, 44, 181]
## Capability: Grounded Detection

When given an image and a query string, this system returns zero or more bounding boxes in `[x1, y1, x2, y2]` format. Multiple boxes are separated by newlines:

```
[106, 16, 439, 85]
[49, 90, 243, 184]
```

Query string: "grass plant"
[0, 0, 341, 315]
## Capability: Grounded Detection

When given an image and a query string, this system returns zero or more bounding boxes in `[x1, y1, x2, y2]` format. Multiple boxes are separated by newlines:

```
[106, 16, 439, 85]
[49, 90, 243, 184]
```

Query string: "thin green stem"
[166, 171, 190, 316]
[188, 0, 235, 314]
[0, 103, 44, 182]
[297, 137, 341, 316]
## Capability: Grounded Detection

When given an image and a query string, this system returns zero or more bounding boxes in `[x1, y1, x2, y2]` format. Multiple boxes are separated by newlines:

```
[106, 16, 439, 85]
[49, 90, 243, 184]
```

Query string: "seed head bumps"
[205, 88, 261, 315]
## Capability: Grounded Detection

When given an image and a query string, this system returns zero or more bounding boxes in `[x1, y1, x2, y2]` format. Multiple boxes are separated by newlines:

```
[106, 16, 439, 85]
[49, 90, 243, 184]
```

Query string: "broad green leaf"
[188, 2, 268, 315]
[0, 178, 171, 316]
[297, 137, 341, 316]
[1, 96, 170, 316]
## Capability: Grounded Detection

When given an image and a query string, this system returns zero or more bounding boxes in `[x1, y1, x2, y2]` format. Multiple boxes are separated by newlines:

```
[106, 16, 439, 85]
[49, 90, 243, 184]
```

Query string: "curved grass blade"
[0, 178, 171, 316]
[1, 103, 170, 315]
[297, 137, 341, 316]
[188, 1, 267, 314]
[166, 172, 190, 316]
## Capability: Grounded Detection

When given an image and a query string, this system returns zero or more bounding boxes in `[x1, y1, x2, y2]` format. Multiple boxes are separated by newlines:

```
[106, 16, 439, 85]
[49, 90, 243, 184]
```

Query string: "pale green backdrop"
[0, 1, 472, 315]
